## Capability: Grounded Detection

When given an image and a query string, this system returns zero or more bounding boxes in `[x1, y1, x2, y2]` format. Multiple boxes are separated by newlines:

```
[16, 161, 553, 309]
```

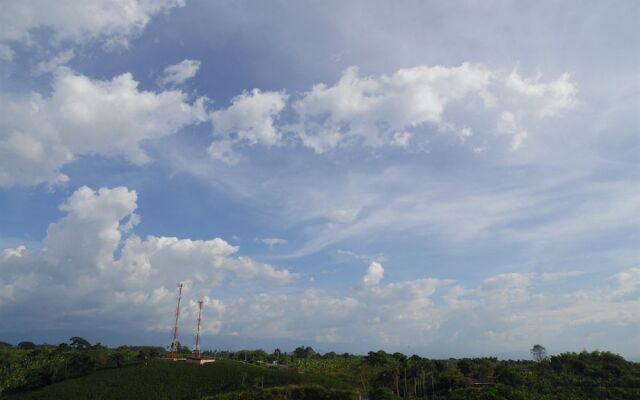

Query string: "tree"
[68, 353, 98, 375]
[495, 364, 523, 385]
[170, 341, 190, 355]
[250, 349, 268, 362]
[292, 346, 316, 358]
[530, 344, 548, 362]
[69, 337, 91, 350]
[457, 359, 472, 376]
[17, 341, 36, 350]
[439, 363, 463, 391]
[366, 350, 391, 367]
[476, 358, 496, 380]
[111, 350, 127, 367]
[323, 351, 338, 359]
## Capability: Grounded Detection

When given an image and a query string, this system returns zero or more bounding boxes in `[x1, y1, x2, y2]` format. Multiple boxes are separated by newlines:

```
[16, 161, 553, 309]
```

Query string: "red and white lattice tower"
[168, 283, 184, 360]
[192, 299, 204, 359]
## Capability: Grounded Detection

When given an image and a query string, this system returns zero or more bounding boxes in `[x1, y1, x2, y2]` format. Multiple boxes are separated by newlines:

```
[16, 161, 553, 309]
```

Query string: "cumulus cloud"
[362, 261, 384, 287]
[0, 186, 294, 331]
[209, 89, 288, 162]
[492, 68, 578, 150]
[0, 0, 186, 48]
[0, 68, 207, 187]
[1, 191, 637, 355]
[204, 63, 576, 157]
[0, 61, 578, 188]
[2, 245, 26, 260]
[211, 267, 638, 353]
[158, 59, 201, 86]
[496, 111, 528, 150]
[293, 63, 492, 151]
[209, 274, 451, 348]
[505, 69, 577, 118]
[43, 186, 138, 271]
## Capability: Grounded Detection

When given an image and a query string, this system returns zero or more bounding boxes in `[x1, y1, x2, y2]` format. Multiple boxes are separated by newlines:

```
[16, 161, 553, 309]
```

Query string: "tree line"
[0, 337, 164, 396]
[2, 339, 639, 399]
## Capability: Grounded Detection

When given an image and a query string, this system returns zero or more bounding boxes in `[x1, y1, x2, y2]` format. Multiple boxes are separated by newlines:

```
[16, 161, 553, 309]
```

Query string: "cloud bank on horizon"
[0, 0, 638, 358]
[1, 186, 638, 355]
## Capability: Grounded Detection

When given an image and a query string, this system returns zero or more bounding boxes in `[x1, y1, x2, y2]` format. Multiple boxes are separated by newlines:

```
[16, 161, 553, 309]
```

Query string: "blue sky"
[0, 0, 639, 359]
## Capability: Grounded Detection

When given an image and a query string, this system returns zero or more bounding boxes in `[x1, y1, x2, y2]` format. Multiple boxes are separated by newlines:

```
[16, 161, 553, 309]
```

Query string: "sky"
[0, 0, 639, 360]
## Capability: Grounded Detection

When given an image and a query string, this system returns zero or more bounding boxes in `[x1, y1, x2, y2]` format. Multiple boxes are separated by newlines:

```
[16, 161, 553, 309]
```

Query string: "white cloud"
[490, 68, 578, 150]
[336, 249, 386, 264]
[295, 127, 342, 154]
[234, 266, 635, 354]
[0, 68, 207, 187]
[1, 190, 637, 356]
[209, 89, 287, 161]
[207, 139, 239, 164]
[506, 69, 577, 118]
[327, 208, 360, 224]
[35, 49, 75, 74]
[0, 0, 186, 48]
[2, 245, 26, 260]
[206, 63, 576, 157]
[607, 267, 640, 299]
[43, 186, 138, 270]
[260, 238, 287, 249]
[362, 261, 384, 287]
[496, 111, 528, 150]
[481, 272, 532, 304]
[293, 63, 492, 150]
[119, 236, 294, 286]
[0, 186, 294, 331]
[158, 59, 201, 86]
[392, 131, 412, 147]
[215, 275, 453, 348]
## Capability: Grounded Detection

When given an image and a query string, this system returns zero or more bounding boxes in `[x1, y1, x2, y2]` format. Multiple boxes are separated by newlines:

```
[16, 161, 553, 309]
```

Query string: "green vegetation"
[5, 359, 354, 400]
[0, 338, 164, 396]
[2, 339, 639, 400]
[203, 385, 359, 400]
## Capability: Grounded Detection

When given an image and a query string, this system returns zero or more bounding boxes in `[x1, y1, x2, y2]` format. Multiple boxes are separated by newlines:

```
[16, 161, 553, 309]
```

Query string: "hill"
[3, 344, 640, 400]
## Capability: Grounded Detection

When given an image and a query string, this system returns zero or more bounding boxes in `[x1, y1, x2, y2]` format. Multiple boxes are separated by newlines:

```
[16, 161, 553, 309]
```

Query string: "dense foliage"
[202, 385, 359, 400]
[5, 359, 354, 400]
[2, 339, 639, 400]
[0, 338, 164, 396]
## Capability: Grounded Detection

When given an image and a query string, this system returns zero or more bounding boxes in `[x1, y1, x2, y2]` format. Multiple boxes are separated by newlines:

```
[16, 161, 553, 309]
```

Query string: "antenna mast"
[193, 299, 204, 359]
[169, 283, 184, 360]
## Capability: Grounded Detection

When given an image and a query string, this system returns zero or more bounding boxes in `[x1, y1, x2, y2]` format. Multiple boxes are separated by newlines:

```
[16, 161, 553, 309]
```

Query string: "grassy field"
[6, 359, 358, 400]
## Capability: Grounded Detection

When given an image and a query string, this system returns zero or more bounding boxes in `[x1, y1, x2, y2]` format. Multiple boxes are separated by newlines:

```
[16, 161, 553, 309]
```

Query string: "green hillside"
[3, 343, 640, 400]
[6, 359, 357, 400]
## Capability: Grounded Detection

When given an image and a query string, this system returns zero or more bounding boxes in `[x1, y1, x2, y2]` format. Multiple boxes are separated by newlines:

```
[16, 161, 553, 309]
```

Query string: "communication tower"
[192, 299, 204, 359]
[168, 283, 184, 360]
